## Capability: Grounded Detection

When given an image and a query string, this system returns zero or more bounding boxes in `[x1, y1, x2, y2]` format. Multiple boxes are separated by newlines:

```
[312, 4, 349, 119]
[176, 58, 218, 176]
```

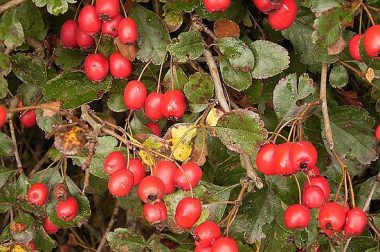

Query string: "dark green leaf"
[217, 37, 255, 71]
[329, 64, 348, 88]
[0, 167, 17, 189]
[0, 52, 11, 76]
[32, 0, 76, 16]
[36, 108, 62, 133]
[0, 76, 8, 99]
[163, 0, 200, 14]
[107, 79, 127, 112]
[183, 72, 214, 112]
[17, 83, 41, 105]
[106, 228, 147, 251]
[220, 58, 252, 91]
[55, 47, 86, 70]
[167, 31, 205, 63]
[163, 65, 188, 90]
[0, 133, 15, 157]
[11, 53, 47, 86]
[0, 9, 24, 48]
[17, 1, 46, 40]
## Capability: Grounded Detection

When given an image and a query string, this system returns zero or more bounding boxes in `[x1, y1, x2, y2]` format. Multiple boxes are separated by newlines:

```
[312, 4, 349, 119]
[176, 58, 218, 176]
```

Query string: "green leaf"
[32, 0, 76, 16]
[106, 228, 147, 251]
[11, 53, 47, 86]
[183, 72, 214, 112]
[310, 0, 341, 13]
[34, 226, 57, 251]
[329, 64, 348, 88]
[167, 31, 205, 63]
[250, 40, 289, 79]
[163, 65, 188, 90]
[217, 37, 255, 72]
[220, 57, 252, 91]
[0, 76, 8, 99]
[0, 167, 17, 190]
[17, 83, 41, 105]
[0, 52, 11, 76]
[130, 4, 171, 65]
[107, 79, 127, 112]
[0, 9, 24, 48]
[273, 73, 316, 121]
[55, 47, 86, 70]
[42, 71, 112, 109]
[36, 108, 62, 133]
[17, 1, 46, 40]
[0, 132, 15, 157]
[163, 0, 200, 14]
[354, 177, 380, 208]
[266, 174, 306, 206]
[195, 0, 246, 22]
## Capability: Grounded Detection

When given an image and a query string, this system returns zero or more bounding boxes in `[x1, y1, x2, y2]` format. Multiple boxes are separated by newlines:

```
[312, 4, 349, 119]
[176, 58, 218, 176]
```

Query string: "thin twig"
[338, 60, 380, 91]
[8, 100, 22, 171]
[320, 64, 334, 150]
[96, 201, 120, 252]
[0, 0, 26, 14]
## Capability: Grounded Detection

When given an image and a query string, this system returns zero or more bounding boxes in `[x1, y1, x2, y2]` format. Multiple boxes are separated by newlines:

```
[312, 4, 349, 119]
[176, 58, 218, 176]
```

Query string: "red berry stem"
[361, 3, 376, 26]
[156, 53, 167, 93]
[293, 175, 302, 205]
[94, 33, 103, 54]
[119, 0, 127, 17]
[74, 0, 84, 20]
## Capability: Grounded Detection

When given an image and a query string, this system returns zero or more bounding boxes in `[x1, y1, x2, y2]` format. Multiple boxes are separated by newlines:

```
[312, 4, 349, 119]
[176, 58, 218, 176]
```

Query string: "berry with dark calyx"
[144, 92, 164, 121]
[127, 158, 146, 185]
[78, 5, 102, 35]
[175, 197, 202, 229]
[318, 202, 346, 235]
[56, 196, 79, 222]
[268, 0, 297, 30]
[143, 202, 167, 224]
[137, 176, 165, 203]
[53, 183, 70, 202]
[289, 141, 318, 171]
[43, 217, 59, 234]
[0, 105, 7, 128]
[27, 183, 49, 207]
[303, 176, 330, 201]
[146, 121, 161, 136]
[274, 143, 298, 175]
[211, 237, 238, 252]
[195, 246, 212, 252]
[375, 125, 380, 141]
[118, 18, 138, 44]
[104, 151, 127, 176]
[102, 14, 123, 37]
[60, 20, 78, 48]
[256, 143, 277, 175]
[109, 52, 132, 79]
[123, 80, 147, 110]
[84, 54, 109, 81]
[155, 160, 177, 194]
[108, 169, 134, 197]
[302, 186, 325, 209]
[174, 161, 202, 191]
[363, 25, 380, 58]
[284, 204, 310, 229]
[194, 221, 221, 248]
[202, 0, 231, 13]
[75, 29, 94, 49]
[344, 207, 367, 236]
[307, 166, 320, 177]
[349, 34, 362, 61]
[252, 0, 282, 13]
[20, 110, 37, 128]
[161, 90, 186, 120]
[95, 0, 119, 20]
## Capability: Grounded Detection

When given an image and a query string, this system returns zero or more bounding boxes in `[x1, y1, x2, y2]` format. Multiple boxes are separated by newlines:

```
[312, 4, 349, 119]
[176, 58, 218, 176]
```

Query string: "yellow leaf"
[173, 142, 193, 162]
[138, 150, 155, 167]
[206, 108, 223, 126]
[12, 245, 26, 252]
[170, 125, 197, 145]
[0, 246, 10, 252]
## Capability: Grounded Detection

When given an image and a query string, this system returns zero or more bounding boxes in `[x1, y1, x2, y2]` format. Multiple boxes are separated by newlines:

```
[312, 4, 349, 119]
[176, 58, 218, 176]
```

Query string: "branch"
[320, 64, 334, 150]
[8, 99, 22, 171]
[96, 201, 120, 252]
[0, 0, 26, 14]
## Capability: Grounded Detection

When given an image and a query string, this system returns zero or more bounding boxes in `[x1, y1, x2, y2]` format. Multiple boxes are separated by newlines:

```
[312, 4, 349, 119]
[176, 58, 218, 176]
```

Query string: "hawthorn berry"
[155, 160, 178, 194]
[102, 14, 123, 37]
[104, 151, 126, 176]
[211, 237, 238, 252]
[108, 169, 134, 197]
[143, 202, 167, 224]
[363, 25, 380, 58]
[349, 34, 362, 61]
[202, 0, 231, 13]
[289, 141, 318, 171]
[194, 221, 221, 248]
[127, 158, 146, 185]
[268, 0, 297, 30]
[284, 204, 310, 229]
[137, 176, 165, 203]
[26, 241, 36, 250]
[123, 80, 147, 110]
[144, 92, 164, 121]
[109, 52, 132, 79]
[256, 143, 277, 175]
[307, 166, 320, 177]
[75, 29, 94, 49]
[195, 246, 212, 252]
[302, 186, 325, 209]
[118, 18, 138, 44]
[95, 0, 119, 20]
[304, 176, 330, 201]
[60, 20, 78, 48]
[146, 121, 161, 136]
[175, 197, 202, 229]
[318, 202, 346, 235]
[27, 183, 49, 207]
[174, 161, 202, 191]
[56, 196, 79, 222]
[161, 90, 186, 120]
[20, 110, 37, 128]
[375, 125, 380, 141]
[252, 0, 281, 13]
[84, 54, 109, 81]
[0, 105, 7, 128]
[344, 207, 367, 236]
[78, 5, 102, 35]
[273, 143, 298, 175]
[43, 217, 59, 234]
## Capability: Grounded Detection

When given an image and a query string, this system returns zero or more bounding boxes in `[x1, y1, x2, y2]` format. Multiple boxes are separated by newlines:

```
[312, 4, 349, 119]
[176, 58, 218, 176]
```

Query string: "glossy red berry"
[268, 0, 297, 30]
[318, 202, 346, 235]
[344, 207, 367, 236]
[127, 158, 146, 185]
[118, 18, 138, 44]
[256, 143, 277, 175]
[161, 90, 186, 120]
[175, 197, 202, 229]
[144, 92, 164, 121]
[174, 162, 202, 191]
[194, 221, 221, 248]
[43, 217, 59, 234]
[143, 202, 167, 224]
[78, 5, 102, 35]
[302, 186, 325, 209]
[195, 246, 212, 252]
[202, 0, 231, 13]
[109, 52, 132, 79]
[102, 14, 123, 37]
[27, 183, 49, 207]
[108, 169, 134, 197]
[20, 110, 37, 128]
[289, 141, 318, 172]
[304, 176, 330, 201]
[146, 122, 161, 136]
[211, 237, 238, 252]
[84, 54, 109, 81]
[274, 143, 298, 175]
[60, 20, 78, 48]
[349, 34, 362, 61]
[375, 125, 380, 141]
[95, 0, 119, 20]
[56, 196, 79, 222]
[75, 29, 94, 49]
[123, 80, 147, 110]
[0, 105, 7, 128]
[155, 160, 177, 194]
[26, 241, 36, 250]
[363, 25, 380, 58]
[137, 176, 165, 203]
[104, 151, 126, 176]
[284, 204, 310, 229]
[252, 0, 282, 13]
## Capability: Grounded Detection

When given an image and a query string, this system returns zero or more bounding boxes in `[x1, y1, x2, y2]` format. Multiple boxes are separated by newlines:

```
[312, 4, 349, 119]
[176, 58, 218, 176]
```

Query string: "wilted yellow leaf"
[169, 125, 197, 162]
[0, 245, 10, 252]
[173, 142, 193, 162]
[138, 150, 155, 167]
[206, 108, 223, 126]
[12, 245, 26, 252]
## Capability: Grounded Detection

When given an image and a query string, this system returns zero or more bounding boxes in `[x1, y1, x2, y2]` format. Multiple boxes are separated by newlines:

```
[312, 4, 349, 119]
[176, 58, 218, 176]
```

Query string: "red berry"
[56, 196, 79, 222]
[60, 20, 78, 48]
[108, 169, 134, 197]
[344, 207, 367, 236]
[161, 90, 186, 120]
[137, 176, 165, 203]
[273, 143, 298, 175]
[84, 54, 109, 81]
[304, 176, 330, 201]
[195, 246, 212, 252]
[155, 160, 177, 194]
[202, 0, 231, 13]
[143, 202, 167, 224]
[123, 80, 147, 110]
[27, 183, 49, 207]
[284, 204, 310, 229]
[102, 14, 123, 37]
[104, 151, 126, 176]
[144, 92, 164, 121]
[109, 52, 132, 79]
[127, 158, 146, 185]
[146, 122, 161, 136]
[20, 110, 37, 128]
[306, 166, 320, 177]
[0, 105, 7, 128]
[175, 197, 202, 229]
[118, 18, 138, 44]
[252, 0, 282, 13]
[26, 241, 36, 250]
[363, 25, 380, 58]
[289, 141, 318, 172]
[302, 186, 325, 209]
[211, 237, 238, 252]
[95, 0, 119, 20]
[174, 162, 202, 191]
[256, 143, 277, 175]
[43, 217, 59, 234]
[75, 29, 94, 49]
[318, 202, 346, 235]
[268, 0, 297, 30]
[78, 5, 102, 35]
[349, 34, 362, 61]
[375, 125, 380, 141]
[194, 221, 221, 248]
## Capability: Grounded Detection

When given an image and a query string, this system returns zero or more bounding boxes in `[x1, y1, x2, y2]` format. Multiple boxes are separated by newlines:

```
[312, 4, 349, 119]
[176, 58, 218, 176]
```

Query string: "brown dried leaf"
[40, 101, 61, 117]
[114, 37, 138, 61]
[327, 36, 346, 55]
[365, 67, 375, 82]
[214, 18, 240, 39]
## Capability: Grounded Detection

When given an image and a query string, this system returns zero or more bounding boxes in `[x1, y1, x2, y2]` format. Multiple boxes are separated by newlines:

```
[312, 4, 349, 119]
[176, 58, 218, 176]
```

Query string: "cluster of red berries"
[349, 25, 380, 61]
[60, 0, 137, 81]
[0, 103, 37, 129]
[252, 0, 297, 30]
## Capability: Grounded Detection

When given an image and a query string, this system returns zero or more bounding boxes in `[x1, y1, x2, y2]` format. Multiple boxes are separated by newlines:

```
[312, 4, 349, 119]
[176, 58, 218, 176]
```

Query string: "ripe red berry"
[60, 20, 78, 48]
[43, 217, 59, 234]
[0, 105, 7, 128]
[284, 204, 310, 229]
[26, 241, 36, 250]
[146, 122, 161, 136]
[95, 0, 119, 20]
[194, 221, 221, 248]
[175, 197, 202, 229]
[349, 34, 362, 61]
[302, 186, 325, 209]
[161, 90, 186, 120]
[108, 169, 134, 197]
[306, 166, 320, 177]
[109, 52, 132, 79]
[174, 162, 202, 191]
[273, 143, 298, 175]
[202, 0, 231, 13]
[84, 54, 109, 81]
[289, 141, 318, 172]
[363, 25, 380, 58]
[127, 158, 146, 185]
[104, 151, 126, 176]
[268, 0, 297, 30]
[56, 196, 79, 222]
[304, 176, 330, 201]
[344, 207, 367, 236]
[118, 18, 138, 44]
[144, 92, 164, 121]
[155, 160, 177, 194]
[318, 202, 346, 235]
[375, 125, 380, 141]
[78, 5, 102, 35]
[75, 29, 94, 49]
[123, 80, 147, 110]
[211, 237, 238, 252]
[252, 0, 281, 13]
[143, 202, 167, 224]
[27, 183, 49, 207]
[195, 246, 212, 252]
[137, 176, 165, 203]
[20, 110, 37, 128]
[102, 14, 123, 37]
[256, 143, 277, 175]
